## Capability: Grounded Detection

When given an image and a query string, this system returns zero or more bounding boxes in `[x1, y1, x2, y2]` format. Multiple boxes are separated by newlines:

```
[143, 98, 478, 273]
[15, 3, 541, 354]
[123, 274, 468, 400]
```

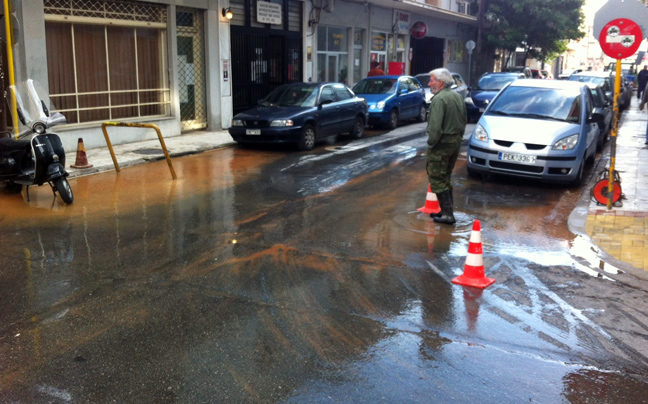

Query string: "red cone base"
[70, 137, 93, 169]
[452, 220, 496, 289]
[417, 185, 441, 215]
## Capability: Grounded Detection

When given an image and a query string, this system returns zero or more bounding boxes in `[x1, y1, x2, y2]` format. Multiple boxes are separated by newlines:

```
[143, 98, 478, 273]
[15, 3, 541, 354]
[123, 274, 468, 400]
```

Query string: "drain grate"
[133, 148, 165, 155]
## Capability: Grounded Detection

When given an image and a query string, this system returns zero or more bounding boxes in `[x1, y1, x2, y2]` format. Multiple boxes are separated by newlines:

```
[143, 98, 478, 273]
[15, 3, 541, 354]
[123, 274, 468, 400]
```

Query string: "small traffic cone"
[417, 185, 441, 215]
[452, 220, 496, 289]
[70, 138, 93, 169]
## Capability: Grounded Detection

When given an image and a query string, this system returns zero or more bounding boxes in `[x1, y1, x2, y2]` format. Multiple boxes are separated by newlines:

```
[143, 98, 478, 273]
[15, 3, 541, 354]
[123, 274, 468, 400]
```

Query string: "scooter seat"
[0, 137, 31, 152]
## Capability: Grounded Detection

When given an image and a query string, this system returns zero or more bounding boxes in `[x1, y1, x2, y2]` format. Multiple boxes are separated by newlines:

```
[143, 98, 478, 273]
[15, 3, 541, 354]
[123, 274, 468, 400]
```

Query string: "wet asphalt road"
[1, 122, 648, 403]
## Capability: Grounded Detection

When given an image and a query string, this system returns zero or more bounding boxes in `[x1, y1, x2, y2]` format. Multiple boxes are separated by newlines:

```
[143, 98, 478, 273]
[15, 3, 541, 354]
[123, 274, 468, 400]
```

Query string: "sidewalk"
[66, 129, 236, 178]
[582, 95, 648, 273]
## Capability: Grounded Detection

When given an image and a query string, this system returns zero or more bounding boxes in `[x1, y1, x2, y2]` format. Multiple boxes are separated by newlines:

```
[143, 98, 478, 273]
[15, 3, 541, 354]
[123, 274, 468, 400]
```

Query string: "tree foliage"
[483, 0, 586, 63]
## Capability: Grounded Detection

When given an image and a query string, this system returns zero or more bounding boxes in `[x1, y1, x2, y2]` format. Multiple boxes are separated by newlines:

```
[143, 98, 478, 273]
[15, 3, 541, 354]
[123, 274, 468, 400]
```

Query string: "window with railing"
[43, 0, 170, 125]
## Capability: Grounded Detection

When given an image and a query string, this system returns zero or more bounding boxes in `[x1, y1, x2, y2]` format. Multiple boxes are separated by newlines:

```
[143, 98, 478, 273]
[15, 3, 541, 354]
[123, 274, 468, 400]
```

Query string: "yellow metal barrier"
[101, 122, 177, 180]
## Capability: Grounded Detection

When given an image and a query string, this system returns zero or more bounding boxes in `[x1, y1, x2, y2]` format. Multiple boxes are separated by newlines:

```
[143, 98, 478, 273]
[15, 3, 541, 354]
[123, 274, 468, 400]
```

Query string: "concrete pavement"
[582, 95, 648, 273]
[64, 106, 648, 276]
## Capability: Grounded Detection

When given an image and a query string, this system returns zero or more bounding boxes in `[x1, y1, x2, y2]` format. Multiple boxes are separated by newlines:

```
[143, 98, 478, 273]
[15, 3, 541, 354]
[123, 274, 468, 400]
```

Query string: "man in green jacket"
[426, 68, 467, 224]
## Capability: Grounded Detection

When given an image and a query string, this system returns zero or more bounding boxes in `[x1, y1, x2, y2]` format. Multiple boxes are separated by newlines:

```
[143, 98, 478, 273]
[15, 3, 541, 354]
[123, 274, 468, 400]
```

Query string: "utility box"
[388, 62, 405, 76]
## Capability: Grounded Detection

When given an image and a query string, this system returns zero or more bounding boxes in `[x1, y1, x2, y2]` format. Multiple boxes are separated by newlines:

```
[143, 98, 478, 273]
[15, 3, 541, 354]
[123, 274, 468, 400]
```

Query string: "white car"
[466, 80, 604, 186]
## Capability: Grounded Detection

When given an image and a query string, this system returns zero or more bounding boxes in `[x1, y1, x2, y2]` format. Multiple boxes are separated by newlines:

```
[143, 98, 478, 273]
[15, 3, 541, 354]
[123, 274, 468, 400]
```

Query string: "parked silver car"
[466, 80, 603, 186]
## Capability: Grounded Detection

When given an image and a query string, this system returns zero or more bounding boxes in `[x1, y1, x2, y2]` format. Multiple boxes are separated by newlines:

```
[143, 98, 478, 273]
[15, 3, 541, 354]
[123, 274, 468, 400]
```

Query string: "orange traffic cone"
[417, 185, 441, 215]
[70, 138, 93, 169]
[452, 220, 496, 289]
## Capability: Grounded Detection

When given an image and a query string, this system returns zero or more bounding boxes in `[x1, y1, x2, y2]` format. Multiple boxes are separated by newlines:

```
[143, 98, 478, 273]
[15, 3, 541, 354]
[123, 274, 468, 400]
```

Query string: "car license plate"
[246, 129, 261, 135]
[498, 152, 536, 164]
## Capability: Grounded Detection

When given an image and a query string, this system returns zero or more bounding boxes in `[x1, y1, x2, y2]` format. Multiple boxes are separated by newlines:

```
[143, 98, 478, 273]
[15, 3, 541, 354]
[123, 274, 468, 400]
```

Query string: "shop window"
[44, 0, 169, 124]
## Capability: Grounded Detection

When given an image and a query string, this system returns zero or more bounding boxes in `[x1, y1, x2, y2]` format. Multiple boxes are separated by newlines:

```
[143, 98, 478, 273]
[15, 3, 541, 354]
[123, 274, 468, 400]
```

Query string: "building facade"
[2, 0, 476, 151]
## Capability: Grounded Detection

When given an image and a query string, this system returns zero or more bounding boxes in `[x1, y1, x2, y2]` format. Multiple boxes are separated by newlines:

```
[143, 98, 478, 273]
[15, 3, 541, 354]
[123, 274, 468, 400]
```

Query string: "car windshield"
[487, 86, 581, 123]
[260, 85, 319, 107]
[474, 75, 518, 91]
[353, 79, 397, 94]
[415, 75, 430, 86]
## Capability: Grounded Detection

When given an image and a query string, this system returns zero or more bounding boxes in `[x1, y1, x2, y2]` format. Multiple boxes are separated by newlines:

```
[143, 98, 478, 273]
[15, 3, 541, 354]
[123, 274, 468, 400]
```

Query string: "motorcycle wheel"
[54, 178, 74, 204]
[4, 181, 23, 194]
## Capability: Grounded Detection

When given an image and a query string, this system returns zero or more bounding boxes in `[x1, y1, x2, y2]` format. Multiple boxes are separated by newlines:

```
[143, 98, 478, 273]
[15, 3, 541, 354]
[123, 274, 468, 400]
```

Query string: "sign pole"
[608, 60, 621, 209]
[595, 18, 642, 210]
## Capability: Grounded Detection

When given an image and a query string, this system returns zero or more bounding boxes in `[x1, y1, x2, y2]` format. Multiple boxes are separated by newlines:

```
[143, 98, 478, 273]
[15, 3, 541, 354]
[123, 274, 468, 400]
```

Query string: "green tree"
[482, 0, 585, 65]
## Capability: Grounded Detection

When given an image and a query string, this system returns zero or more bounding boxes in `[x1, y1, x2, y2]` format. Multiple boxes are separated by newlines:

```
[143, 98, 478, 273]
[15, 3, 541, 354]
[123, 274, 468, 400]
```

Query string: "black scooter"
[0, 80, 73, 204]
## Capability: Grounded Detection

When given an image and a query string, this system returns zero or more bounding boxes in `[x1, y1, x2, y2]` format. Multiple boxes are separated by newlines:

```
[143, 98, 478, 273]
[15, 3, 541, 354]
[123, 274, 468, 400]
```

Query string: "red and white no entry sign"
[599, 18, 643, 59]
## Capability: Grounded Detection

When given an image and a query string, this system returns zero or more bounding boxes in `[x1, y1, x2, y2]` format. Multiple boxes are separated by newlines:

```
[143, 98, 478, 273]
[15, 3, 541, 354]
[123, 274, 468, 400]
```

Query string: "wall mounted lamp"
[222, 7, 233, 20]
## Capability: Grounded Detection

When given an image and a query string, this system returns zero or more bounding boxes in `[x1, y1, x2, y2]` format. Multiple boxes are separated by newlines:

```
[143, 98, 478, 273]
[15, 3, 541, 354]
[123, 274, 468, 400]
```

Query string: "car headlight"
[232, 119, 244, 126]
[552, 134, 578, 150]
[270, 119, 294, 127]
[465, 96, 475, 106]
[473, 124, 489, 142]
[377, 101, 385, 110]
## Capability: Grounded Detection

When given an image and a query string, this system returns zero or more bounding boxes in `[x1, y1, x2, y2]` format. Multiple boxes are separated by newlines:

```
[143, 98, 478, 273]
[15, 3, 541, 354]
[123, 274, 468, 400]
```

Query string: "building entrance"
[410, 36, 444, 75]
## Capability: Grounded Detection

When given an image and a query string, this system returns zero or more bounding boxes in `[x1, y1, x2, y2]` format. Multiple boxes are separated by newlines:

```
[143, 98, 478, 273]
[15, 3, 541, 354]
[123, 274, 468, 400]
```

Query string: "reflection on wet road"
[1, 130, 648, 403]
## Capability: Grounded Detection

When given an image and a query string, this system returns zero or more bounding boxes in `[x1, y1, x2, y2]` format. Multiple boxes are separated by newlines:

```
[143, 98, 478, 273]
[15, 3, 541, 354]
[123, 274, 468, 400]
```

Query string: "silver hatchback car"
[466, 80, 603, 186]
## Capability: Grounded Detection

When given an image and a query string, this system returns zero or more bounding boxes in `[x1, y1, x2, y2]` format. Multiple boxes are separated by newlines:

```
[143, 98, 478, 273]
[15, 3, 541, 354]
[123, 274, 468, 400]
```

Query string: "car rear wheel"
[386, 109, 399, 130]
[298, 124, 316, 151]
[350, 116, 364, 139]
[416, 104, 426, 122]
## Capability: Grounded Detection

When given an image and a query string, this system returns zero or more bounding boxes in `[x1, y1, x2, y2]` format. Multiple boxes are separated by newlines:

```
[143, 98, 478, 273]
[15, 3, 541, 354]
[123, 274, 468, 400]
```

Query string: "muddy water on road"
[1, 143, 647, 403]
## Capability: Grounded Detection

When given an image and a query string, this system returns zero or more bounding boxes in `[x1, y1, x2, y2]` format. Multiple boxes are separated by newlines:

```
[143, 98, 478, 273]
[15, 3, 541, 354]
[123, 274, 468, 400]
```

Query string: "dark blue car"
[228, 82, 368, 151]
[465, 72, 525, 122]
[352, 75, 426, 129]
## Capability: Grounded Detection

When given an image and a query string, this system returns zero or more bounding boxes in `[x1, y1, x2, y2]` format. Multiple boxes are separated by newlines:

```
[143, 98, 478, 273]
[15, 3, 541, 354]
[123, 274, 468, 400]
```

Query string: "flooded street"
[1, 127, 648, 403]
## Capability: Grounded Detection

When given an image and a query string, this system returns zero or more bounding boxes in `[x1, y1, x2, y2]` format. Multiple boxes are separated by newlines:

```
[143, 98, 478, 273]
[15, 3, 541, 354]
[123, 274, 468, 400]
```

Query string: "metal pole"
[607, 60, 621, 210]
[2, 0, 18, 138]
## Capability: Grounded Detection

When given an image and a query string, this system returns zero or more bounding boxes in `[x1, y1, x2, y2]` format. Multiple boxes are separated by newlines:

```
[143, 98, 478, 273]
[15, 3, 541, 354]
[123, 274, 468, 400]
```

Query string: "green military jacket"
[426, 87, 467, 148]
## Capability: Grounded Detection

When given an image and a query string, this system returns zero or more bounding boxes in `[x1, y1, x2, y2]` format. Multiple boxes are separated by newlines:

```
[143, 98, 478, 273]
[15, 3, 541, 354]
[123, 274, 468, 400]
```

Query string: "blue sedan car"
[228, 82, 368, 151]
[465, 72, 525, 122]
[352, 75, 426, 129]
[466, 80, 603, 186]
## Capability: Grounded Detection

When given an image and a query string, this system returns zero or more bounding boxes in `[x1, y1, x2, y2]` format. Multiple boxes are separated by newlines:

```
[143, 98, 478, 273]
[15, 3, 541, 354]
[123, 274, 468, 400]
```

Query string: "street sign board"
[598, 18, 642, 60]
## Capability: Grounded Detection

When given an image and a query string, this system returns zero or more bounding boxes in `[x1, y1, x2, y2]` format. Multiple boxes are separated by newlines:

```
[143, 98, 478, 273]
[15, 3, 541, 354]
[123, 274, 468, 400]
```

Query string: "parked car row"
[229, 74, 433, 150]
[227, 68, 625, 156]
[567, 71, 633, 111]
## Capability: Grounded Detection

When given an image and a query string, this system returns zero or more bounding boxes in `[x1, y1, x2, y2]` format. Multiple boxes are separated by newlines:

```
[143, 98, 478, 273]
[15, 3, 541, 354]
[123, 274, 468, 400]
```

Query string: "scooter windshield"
[8, 79, 66, 136]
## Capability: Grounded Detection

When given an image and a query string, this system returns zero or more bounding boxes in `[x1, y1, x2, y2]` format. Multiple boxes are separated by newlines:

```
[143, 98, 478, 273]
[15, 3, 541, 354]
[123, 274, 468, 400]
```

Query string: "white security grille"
[176, 8, 207, 131]
[44, 0, 167, 24]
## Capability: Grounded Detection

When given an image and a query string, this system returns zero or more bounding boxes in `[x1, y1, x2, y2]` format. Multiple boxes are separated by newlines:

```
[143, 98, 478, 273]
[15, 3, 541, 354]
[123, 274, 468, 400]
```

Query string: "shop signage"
[394, 10, 410, 35]
[372, 33, 386, 51]
[411, 22, 427, 39]
[257, 1, 282, 25]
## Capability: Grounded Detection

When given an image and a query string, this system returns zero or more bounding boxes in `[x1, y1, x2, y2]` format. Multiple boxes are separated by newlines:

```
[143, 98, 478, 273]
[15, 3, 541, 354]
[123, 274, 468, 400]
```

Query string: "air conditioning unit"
[456, 0, 468, 14]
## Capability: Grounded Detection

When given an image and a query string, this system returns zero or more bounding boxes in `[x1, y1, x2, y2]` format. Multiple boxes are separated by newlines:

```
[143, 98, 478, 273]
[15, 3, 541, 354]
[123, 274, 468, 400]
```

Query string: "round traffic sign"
[598, 18, 643, 59]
